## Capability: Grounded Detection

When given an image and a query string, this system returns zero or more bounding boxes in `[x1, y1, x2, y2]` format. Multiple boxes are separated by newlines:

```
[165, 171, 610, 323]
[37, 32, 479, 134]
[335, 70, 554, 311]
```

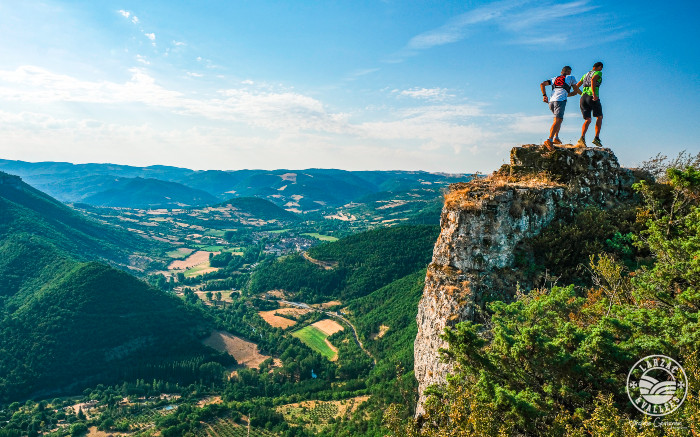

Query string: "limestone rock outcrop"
[414, 144, 638, 415]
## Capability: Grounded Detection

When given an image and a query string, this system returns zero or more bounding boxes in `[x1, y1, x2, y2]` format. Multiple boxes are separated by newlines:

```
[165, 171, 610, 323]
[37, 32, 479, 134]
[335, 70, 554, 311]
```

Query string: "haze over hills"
[0, 159, 470, 211]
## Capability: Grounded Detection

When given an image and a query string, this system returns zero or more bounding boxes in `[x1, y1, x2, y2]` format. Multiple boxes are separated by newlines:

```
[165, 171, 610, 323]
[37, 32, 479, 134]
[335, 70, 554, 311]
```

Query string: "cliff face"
[414, 144, 638, 414]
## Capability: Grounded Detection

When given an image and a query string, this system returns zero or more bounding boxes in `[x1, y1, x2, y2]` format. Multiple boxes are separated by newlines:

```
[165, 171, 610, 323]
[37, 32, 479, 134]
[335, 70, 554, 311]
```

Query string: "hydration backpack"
[552, 75, 571, 93]
[582, 71, 602, 88]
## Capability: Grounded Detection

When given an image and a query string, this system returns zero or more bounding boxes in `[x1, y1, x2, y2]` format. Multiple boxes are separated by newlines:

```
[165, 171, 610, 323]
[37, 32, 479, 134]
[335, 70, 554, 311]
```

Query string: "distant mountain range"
[0, 159, 470, 211]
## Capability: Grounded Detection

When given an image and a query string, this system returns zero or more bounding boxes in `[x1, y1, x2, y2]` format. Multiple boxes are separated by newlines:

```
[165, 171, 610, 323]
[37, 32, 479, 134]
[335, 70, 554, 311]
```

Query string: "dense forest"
[248, 225, 439, 302]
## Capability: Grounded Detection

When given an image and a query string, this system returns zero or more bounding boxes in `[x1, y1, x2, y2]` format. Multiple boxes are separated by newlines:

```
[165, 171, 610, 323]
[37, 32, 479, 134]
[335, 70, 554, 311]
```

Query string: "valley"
[0, 164, 455, 437]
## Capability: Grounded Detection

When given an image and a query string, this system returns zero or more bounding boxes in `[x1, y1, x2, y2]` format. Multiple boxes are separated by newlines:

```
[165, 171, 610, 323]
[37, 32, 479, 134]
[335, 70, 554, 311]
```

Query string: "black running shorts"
[580, 94, 603, 119]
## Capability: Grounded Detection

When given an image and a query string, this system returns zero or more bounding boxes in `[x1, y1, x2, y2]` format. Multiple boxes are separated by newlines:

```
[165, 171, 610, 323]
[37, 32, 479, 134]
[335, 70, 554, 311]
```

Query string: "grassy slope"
[292, 326, 337, 360]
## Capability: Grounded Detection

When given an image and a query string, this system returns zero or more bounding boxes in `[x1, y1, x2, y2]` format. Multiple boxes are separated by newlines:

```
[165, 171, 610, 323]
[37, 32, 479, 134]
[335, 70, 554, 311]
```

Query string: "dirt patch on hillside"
[312, 319, 344, 336]
[370, 324, 390, 340]
[324, 212, 357, 221]
[202, 331, 271, 368]
[168, 250, 219, 270]
[325, 339, 339, 362]
[265, 289, 289, 299]
[302, 252, 338, 270]
[259, 307, 310, 329]
[197, 396, 223, 407]
[313, 300, 342, 309]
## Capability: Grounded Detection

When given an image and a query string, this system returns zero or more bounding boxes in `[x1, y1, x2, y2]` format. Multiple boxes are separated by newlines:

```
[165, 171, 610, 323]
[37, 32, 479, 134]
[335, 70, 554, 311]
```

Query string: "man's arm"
[568, 82, 581, 97]
[591, 75, 601, 100]
[540, 80, 551, 103]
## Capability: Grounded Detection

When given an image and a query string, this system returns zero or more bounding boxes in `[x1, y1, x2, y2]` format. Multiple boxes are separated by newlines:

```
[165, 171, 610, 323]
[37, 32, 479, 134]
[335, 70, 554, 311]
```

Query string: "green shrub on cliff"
[388, 165, 700, 436]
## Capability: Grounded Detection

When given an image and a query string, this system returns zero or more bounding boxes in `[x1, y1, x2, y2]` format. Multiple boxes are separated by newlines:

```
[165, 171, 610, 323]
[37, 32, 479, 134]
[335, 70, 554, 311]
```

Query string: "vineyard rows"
[200, 417, 276, 437]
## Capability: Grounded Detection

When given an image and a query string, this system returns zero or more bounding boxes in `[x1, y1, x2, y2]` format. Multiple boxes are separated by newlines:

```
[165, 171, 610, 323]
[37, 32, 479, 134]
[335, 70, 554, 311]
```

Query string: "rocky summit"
[414, 144, 639, 415]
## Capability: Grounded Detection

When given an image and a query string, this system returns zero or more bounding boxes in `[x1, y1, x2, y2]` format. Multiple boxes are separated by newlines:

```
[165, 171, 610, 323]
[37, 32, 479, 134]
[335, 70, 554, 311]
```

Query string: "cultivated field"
[168, 250, 219, 270]
[166, 247, 195, 259]
[199, 417, 276, 437]
[292, 325, 338, 361]
[202, 331, 271, 368]
[311, 319, 344, 336]
[278, 396, 370, 432]
[258, 307, 311, 329]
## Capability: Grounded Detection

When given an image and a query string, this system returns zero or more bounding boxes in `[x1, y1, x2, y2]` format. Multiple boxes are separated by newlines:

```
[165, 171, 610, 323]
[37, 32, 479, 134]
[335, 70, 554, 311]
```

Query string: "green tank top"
[582, 70, 602, 96]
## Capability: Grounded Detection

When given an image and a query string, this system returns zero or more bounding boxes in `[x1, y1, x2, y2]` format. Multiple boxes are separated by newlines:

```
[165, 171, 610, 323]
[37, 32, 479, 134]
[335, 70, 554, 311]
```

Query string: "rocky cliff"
[414, 144, 639, 414]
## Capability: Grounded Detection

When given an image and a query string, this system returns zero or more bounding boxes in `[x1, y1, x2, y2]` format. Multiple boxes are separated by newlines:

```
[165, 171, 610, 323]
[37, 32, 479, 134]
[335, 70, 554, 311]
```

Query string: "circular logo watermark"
[627, 355, 688, 417]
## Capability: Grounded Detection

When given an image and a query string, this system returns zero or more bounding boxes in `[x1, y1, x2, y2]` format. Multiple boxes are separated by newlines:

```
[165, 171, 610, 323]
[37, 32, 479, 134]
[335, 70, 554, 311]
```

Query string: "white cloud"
[186, 72, 203, 77]
[398, 87, 452, 101]
[118, 9, 130, 19]
[135, 55, 150, 65]
[0, 66, 547, 172]
[145, 33, 155, 41]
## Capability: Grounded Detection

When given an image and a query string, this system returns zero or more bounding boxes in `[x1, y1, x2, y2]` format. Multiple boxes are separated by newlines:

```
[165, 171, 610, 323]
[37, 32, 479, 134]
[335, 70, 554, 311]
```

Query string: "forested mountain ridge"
[0, 172, 226, 403]
[0, 159, 470, 211]
[0, 171, 158, 267]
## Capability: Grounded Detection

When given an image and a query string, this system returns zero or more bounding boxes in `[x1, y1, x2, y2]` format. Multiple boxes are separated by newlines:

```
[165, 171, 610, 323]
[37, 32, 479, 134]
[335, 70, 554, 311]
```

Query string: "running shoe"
[553, 138, 562, 144]
[592, 137, 603, 147]
[575, 137, 586, 148]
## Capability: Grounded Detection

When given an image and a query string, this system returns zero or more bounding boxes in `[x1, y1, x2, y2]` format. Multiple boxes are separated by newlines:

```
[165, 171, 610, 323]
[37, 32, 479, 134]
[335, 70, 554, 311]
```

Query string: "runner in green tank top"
[575, 62, 604, 148]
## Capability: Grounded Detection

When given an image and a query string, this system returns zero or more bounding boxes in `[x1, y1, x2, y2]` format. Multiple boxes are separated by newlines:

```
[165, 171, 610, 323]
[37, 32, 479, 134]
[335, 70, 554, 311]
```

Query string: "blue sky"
[0, 0, 698, 172]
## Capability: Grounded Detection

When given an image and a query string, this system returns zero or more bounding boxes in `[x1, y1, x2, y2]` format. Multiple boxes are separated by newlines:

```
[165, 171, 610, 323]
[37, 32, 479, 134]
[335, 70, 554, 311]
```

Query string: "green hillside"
[0, 173, 226, 402]
[0, 261, 220, 402]
[348, 269, 426, 364]
[248, 225, 438, 301]
[0, 171, 156, 266]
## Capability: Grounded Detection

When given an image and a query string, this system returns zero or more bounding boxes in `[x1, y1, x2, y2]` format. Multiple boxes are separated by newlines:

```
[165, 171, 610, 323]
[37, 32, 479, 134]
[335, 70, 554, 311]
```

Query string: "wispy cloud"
[391, 0, 633, 61]
[406, 0, 525, 51]
[500, 1, 596, 32]
[397, 87, 453, 102]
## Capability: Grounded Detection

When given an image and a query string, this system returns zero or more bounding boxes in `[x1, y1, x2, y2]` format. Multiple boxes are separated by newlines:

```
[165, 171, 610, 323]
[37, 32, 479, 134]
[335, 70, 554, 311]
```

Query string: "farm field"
[291, 324, 338, 361]
[258, 307, 311, 329]
[168, 250, 218, 270]
[202, 331, 271, 368]
[166, 247, 195, 259]
[311, 319, 343, 336]
[302, 232, 339, 242]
